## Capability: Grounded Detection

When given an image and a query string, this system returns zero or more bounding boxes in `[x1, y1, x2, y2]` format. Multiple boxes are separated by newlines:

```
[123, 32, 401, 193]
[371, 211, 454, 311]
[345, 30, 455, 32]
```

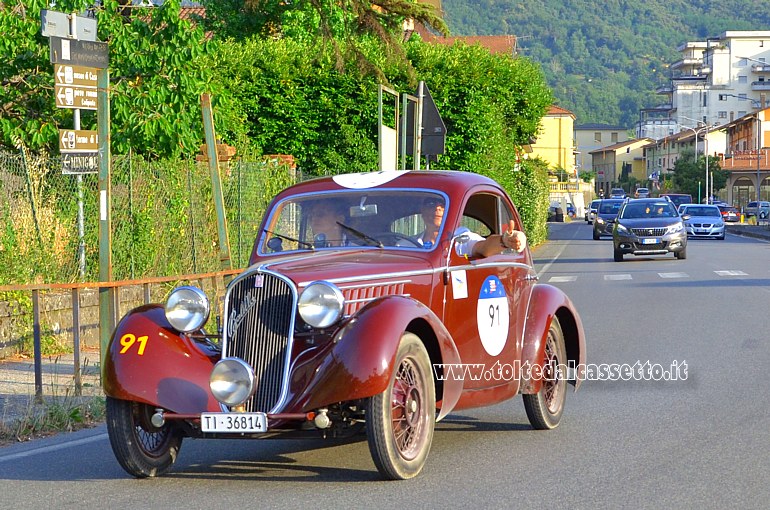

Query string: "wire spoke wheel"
[106, 397, 183, 478]
[523, 317, 567, 430]
[366, 333, 435, 480]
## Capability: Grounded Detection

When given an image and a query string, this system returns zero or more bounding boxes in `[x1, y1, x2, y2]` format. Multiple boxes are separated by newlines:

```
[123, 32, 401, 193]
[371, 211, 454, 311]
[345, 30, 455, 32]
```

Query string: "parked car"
[635, 187, 650, 198]
[612, 198, 688, 261]
[718, 205, 740, 223]
[593, 199, 625, 239]
[103, 170, 586, 480]
[566, 203, 576, 218]
[586, 199, 601, 224]
[679, 204, 725, 240]
[744, 200, 770, 219]
[610, 187, 626, 199]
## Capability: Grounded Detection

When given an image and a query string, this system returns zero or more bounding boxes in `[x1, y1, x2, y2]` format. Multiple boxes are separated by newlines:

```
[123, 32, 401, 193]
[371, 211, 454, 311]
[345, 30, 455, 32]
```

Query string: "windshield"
[599, 201, 623, 214]
[260, 190, 447, 253]
[620, 202, 677, 219]
[683, 206, 721, 217]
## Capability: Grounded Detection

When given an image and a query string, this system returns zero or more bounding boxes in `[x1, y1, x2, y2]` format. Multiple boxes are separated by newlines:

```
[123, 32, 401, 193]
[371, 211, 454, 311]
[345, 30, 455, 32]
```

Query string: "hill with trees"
[442, 0, 770, 128]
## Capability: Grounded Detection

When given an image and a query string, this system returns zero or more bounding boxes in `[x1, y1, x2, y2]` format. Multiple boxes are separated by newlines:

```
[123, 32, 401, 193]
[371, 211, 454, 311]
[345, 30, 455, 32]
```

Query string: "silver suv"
[744, 201, 770, 219]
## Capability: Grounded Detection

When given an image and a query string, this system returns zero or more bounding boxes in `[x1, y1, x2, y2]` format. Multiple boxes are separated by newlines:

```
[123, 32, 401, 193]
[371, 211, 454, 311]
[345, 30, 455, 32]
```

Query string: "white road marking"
[658, 272, 689, 278]
[0, 432, 107, 463]
[715, 270, 748, 276]
[604, 274, 632, 280]
[549, 276, 577, 282]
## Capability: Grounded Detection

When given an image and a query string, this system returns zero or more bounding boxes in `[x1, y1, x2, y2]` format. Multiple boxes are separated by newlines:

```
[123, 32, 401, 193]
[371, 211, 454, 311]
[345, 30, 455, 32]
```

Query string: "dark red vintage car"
[104, 170, 586, 480]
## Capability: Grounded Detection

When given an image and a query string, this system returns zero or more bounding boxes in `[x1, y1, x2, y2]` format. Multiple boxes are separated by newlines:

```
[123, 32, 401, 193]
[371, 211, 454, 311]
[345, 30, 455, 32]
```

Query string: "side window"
[461, 192, 513, 237]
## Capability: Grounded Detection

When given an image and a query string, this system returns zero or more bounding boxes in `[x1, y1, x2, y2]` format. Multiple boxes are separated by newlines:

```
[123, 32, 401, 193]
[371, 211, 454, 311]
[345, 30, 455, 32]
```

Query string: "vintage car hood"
[253, 249, 436, 286]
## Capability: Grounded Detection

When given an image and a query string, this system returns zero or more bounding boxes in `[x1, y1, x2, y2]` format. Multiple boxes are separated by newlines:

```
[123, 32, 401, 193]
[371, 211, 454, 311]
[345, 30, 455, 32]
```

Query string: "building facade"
[574, 123, 629, 173]
[590, 138, 653, 195]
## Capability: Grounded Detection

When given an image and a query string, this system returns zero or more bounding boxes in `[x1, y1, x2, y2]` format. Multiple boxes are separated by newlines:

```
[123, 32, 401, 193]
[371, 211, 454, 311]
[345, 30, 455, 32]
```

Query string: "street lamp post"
[679, 116, 712, 203]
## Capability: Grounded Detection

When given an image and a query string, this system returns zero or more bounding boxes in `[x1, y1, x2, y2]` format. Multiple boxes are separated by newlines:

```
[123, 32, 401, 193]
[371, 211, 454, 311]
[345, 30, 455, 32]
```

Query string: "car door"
[440, 191, 533, 399]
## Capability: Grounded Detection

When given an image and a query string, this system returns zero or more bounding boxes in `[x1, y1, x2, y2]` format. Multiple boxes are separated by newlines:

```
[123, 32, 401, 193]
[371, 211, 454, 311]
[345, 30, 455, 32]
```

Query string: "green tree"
[672, 149, 728, 201]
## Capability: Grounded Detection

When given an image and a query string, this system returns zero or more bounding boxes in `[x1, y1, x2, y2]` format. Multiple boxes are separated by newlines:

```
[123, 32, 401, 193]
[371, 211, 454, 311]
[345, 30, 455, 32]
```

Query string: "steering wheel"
[372, 232, 423, 248]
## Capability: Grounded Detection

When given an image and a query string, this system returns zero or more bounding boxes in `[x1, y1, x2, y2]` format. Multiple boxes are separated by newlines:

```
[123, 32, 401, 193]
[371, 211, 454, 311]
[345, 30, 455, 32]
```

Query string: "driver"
[308, 202, 347, 247]
[416, 197, 526, 256]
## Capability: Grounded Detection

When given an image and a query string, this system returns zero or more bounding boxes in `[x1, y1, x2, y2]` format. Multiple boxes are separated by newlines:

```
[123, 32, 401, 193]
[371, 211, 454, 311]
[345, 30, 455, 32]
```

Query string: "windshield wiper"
[336, 221, 384, 248]
[263, 229, 314, 250]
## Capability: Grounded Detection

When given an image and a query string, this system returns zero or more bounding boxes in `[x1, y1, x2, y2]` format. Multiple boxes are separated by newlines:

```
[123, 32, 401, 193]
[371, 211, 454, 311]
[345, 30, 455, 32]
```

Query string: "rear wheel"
[523, 317, 567, 430]
[366, 333, 435, 480]
[106, 397, 183, 478]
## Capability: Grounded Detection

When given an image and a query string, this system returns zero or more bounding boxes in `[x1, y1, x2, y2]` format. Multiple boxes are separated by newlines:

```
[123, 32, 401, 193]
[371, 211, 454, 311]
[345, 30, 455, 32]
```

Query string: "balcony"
[671, 57, 703, 70]
[751, 63, 770, 73]
[720, 149, 770, 171]
[751, 81, 770, 91]
[655, 84, 673, 95]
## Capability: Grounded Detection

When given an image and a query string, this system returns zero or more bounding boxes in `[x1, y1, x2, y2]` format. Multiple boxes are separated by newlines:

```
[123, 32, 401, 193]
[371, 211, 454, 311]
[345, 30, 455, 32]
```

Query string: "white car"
[679, 204, 725, 240]
[586, 199, 601, 224]
[635, 187, 650, 198]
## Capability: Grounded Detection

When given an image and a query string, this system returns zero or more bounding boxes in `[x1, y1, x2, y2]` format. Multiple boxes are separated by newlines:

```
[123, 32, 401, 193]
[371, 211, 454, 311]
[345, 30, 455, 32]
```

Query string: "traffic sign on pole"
[55, 64, 98, 87]
[55, 84, 98, 110]
[62, 153, 100, 174]
[41, 10, 97, 41]
[59, 129, 99, 152]
[49, 36, 108, 68]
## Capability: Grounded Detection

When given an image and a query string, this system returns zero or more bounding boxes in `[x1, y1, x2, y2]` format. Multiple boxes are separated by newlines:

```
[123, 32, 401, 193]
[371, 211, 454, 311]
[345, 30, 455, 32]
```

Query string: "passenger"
[415, 196, 527, 257]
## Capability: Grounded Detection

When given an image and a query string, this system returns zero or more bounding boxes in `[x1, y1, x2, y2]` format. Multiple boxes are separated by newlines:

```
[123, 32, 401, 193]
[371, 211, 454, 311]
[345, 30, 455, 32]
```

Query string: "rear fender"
[520, 284, 586, 394]
[300, 296, 463, 420]
[103, 305, 221, 413]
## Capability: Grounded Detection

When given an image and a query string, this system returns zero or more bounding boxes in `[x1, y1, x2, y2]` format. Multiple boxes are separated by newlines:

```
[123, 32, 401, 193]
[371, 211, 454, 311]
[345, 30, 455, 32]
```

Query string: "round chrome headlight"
[165, 286, 210, 333]
[210, 358, 255, 406]
[298, 281, 344, 328]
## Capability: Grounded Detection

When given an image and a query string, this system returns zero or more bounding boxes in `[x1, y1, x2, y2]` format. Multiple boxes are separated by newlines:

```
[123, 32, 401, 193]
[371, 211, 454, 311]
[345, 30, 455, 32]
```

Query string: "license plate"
[642, 238, 659, 244]
[200, 412, 268, 433]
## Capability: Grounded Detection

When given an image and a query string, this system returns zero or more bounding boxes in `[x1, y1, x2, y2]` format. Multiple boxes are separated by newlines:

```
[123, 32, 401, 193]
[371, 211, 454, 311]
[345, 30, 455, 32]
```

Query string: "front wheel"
[675, 247, 687, 259]
[523, 317, 567, 430]
[106, 397, 184, 478]
[366, 333, 435, 480]
[613, 248, 623, 262]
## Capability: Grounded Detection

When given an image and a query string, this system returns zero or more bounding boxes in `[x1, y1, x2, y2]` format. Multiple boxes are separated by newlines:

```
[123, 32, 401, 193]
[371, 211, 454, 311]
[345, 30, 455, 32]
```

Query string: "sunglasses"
[422, 199, 444, 208]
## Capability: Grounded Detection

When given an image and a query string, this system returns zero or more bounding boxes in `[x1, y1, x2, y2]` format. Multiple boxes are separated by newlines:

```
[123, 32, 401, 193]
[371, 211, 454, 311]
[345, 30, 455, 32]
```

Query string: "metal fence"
[0, 148, 297, 285]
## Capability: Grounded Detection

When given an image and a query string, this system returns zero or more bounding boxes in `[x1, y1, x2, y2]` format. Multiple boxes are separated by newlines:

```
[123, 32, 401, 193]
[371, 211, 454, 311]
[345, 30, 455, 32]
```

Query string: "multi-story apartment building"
[639, 31, 770, 137]
[574, 123, 629, 173]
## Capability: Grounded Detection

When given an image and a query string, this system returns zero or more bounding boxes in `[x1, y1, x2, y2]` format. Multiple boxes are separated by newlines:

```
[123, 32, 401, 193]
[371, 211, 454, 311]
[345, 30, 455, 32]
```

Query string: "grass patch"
[0, 356, 105, 446]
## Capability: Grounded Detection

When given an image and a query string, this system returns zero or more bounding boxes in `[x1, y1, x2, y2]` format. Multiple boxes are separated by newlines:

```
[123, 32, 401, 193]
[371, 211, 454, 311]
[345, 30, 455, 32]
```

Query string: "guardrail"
[0, 269, 240, 400]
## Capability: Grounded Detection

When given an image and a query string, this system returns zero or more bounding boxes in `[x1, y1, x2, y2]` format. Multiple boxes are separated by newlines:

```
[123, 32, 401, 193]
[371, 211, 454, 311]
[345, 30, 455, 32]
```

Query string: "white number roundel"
[476, 275, 509, 356]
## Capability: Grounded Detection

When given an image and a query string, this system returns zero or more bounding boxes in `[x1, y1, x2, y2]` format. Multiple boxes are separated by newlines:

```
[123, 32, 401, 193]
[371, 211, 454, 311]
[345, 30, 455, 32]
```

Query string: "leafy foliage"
[442, 0, 770, 127]
[672, 149, 728, 201]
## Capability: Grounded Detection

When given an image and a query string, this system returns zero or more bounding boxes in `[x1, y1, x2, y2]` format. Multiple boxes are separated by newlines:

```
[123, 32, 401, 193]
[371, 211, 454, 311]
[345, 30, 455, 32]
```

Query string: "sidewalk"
[725, 222, 770, 241]
[0, 352, 102, 429]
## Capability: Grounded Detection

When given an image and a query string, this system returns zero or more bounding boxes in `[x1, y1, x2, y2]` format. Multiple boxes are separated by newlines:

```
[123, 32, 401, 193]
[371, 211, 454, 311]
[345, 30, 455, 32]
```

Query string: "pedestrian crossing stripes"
[547, 270, 751, 283]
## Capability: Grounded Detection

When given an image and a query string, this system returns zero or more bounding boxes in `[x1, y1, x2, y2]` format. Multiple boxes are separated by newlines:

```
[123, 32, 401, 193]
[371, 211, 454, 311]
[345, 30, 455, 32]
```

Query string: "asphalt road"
[1, 222, 769, 509]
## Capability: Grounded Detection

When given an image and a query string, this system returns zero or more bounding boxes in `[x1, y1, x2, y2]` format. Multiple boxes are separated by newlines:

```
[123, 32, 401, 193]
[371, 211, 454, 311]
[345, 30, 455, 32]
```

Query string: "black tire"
[593, 230, 600, 240]
[613, 248, 623, 262]
[366, 333, 435, 480]
[106, 397, 183, 478]
[718, 234, 725, 240]
[760, 211, 768, 219]
[675, 247, 687, 259]
[523, 317, 567, 430]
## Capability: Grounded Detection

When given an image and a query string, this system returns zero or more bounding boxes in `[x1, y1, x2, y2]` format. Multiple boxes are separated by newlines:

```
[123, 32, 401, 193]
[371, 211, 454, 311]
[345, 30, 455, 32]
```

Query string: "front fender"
[103, 305, 221, 413]
[520, 284, 586, 394]
[298, 296, 463, 420]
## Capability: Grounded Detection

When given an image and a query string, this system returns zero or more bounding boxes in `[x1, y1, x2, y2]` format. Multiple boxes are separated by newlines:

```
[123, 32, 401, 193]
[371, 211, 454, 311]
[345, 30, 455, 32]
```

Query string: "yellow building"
[590, 138, 654, 195]
[530, 105, 578, 176]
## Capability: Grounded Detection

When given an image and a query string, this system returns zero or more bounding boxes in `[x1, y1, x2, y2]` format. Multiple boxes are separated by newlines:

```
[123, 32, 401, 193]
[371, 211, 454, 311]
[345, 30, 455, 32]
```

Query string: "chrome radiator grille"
[223, 271, 295, 413]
